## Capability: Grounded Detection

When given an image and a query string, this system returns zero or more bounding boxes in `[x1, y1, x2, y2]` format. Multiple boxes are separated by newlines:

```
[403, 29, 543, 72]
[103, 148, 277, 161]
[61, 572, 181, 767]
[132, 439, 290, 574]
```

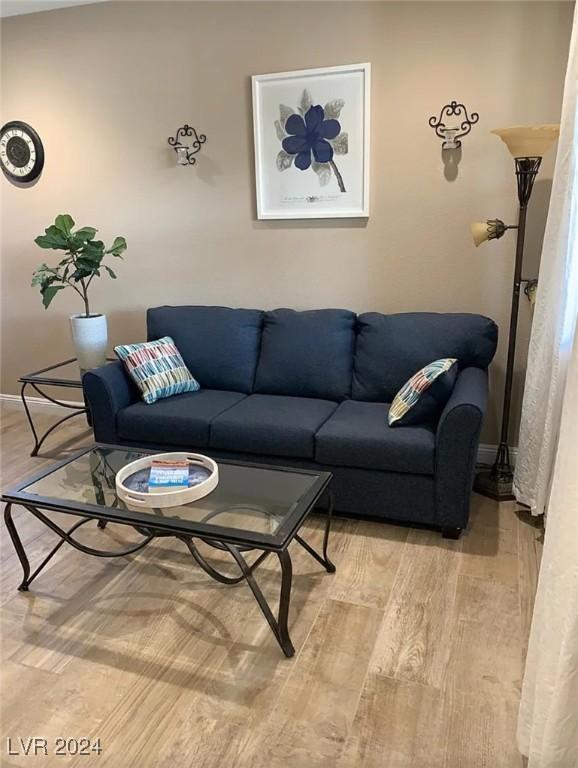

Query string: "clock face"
[0, 121, 44, 183]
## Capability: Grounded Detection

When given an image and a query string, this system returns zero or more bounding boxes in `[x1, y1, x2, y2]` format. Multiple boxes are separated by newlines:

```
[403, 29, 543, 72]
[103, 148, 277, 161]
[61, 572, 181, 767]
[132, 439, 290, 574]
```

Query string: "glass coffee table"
[2, 444, 335, 657]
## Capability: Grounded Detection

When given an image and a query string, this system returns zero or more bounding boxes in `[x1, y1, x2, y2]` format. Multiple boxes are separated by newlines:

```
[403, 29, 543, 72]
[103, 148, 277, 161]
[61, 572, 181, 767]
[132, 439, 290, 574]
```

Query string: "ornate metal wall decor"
[428, 101, 479, 150]
[167, 124, 207, 165]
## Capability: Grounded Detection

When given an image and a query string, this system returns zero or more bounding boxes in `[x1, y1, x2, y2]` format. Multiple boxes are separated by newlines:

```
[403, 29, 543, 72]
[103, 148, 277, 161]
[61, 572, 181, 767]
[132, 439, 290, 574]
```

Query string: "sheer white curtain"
[517, 318, 578, 767]
[513, 7, 578, 515]
[515, 8, 578, 766]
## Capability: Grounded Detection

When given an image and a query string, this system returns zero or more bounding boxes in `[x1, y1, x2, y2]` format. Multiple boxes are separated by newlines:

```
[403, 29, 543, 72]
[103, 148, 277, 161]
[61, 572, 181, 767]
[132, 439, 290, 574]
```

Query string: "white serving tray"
[115, 452, 219, 510]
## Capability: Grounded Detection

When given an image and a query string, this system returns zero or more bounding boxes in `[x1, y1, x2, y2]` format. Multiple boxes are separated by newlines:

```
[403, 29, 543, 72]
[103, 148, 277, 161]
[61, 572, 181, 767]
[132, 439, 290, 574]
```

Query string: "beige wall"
[0, 1, 573, 443]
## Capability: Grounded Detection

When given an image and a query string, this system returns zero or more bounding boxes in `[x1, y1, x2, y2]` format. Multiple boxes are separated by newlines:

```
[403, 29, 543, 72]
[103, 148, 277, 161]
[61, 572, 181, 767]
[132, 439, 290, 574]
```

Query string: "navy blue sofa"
[84, 306, 498, 538]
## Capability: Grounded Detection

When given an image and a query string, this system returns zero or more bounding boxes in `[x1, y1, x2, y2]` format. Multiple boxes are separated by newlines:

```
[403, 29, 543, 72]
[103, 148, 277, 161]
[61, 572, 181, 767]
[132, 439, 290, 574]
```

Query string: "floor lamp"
[471, 124, 559, 501]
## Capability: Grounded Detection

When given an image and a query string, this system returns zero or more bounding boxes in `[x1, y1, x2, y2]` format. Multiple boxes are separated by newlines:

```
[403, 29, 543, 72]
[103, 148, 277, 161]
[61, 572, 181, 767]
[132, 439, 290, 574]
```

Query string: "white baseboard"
[1, 392, 518, 467]
[1, 392, 83, 409]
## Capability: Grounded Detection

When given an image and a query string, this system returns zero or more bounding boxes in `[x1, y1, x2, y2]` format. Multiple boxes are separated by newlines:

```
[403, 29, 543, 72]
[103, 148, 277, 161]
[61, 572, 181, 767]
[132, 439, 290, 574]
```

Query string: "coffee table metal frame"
[2, 444, 335, 658]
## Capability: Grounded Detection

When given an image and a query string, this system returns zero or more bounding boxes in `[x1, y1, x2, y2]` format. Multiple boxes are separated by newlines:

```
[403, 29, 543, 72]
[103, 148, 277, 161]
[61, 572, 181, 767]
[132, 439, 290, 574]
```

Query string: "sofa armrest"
[83, 361, 139, 443]
[435, 366, 489, 530]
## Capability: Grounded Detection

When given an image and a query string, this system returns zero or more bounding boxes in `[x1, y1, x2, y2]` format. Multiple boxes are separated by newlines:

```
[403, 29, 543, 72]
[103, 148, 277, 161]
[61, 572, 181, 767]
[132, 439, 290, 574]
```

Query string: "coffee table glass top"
[7, 446, 330, 546]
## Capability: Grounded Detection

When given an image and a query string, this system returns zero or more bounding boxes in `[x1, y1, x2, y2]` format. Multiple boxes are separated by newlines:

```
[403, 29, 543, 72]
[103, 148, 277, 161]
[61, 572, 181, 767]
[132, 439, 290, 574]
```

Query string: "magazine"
[148, 459, 189, 494]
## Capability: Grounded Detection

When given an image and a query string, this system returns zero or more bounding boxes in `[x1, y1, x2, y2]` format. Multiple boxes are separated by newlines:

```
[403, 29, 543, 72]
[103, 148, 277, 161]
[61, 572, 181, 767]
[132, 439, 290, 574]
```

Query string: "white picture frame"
[252, 63, 371, 220]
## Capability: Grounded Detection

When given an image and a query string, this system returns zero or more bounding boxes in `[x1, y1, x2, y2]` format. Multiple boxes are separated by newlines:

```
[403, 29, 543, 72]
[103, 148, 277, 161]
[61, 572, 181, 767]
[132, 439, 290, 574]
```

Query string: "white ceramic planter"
[69, 313, 108, 372]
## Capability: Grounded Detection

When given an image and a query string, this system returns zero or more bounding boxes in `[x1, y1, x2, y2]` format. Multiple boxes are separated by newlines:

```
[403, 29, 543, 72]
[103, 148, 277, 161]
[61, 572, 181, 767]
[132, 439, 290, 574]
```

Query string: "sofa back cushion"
[352, 312, 498, 402]
[254, 308, 356, 401]
[147, 306, 263, 393]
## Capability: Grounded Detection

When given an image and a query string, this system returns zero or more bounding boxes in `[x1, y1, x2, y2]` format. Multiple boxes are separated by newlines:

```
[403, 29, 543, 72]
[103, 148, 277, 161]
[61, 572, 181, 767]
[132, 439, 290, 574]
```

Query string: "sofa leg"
[441, 526, 461, 540]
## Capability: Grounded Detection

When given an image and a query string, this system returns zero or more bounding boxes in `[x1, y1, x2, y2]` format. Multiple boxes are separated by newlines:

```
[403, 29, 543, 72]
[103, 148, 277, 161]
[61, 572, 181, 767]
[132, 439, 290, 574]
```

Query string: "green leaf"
[54, 214, 75, 236]
[103, 265, 117, 279]
[83, 240, 104, 253]
[34, 233, 68, 250]
[74, 226, 98, 241]
[41, 284, 64, 309]
[68, 236, 87, 251]
[71, 268, 92, 281]
[106, 236, 127, 257]
[33, 268, 61, 290]
[75, 258, 100, 273]
[79, 249, 104, 265]
[44, 274, 58, 288]
[45, 225, 65, 238]
[31, 265, 50, 286]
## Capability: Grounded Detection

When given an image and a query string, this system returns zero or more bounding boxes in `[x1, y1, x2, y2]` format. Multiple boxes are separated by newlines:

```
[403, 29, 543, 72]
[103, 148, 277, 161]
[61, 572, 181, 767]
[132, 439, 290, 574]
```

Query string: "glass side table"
[19, 358, 113, 457]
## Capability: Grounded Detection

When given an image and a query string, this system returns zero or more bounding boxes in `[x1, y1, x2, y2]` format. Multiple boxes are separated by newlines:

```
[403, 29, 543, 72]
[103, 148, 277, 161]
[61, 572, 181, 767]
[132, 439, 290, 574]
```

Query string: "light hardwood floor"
[0, 401, 543, 767]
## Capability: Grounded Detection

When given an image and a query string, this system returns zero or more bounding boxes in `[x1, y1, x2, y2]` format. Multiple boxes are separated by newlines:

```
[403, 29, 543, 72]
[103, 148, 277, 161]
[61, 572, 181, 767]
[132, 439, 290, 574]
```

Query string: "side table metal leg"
[3, 503, 31, 591]
[20, 382, 41, 457]
[20, 380, 89, 457]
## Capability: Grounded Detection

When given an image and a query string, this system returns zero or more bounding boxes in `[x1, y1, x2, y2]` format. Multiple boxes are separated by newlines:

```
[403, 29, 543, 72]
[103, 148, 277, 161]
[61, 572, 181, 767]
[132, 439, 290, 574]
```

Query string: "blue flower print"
[275, 92, 349, 192]
[282, 105, 341, 171]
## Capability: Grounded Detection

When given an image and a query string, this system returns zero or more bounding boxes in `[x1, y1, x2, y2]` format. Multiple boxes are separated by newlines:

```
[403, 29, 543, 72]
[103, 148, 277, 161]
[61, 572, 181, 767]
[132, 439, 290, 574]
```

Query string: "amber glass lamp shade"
[470, 219, 508, 247]
[471, 222, 490, 247]
[491, 125, 559, 158]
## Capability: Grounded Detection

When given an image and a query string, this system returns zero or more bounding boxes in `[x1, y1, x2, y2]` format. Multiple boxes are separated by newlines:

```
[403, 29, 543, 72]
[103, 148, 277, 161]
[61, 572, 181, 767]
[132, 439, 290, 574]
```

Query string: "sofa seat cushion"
[210, 394, 338, 459]
[117, 390, 247, 447]
[315, 400, 435, 475]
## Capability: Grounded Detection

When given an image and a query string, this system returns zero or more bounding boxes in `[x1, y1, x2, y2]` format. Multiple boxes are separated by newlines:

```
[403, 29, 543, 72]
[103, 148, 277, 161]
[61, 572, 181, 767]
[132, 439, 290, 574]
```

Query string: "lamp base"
[473, 470, 515, 502]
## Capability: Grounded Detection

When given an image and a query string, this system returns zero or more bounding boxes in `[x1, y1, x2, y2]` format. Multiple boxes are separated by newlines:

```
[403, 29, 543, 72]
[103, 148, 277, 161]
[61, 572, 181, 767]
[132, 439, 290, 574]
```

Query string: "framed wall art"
[252, 63, 370, 219]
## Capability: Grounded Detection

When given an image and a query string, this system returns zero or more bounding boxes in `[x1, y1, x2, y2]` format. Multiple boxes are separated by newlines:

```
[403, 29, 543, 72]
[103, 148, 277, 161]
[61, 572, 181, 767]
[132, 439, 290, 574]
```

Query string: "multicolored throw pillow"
[115, 337, 200, 404]
[388, 358, 458, 427]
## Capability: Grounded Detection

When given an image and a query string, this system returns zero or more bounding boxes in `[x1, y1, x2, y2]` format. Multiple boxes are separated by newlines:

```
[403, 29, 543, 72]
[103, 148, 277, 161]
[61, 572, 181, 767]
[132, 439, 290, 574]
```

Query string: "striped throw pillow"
[388, 358, 458, 427]
[115, 337, 200, 404]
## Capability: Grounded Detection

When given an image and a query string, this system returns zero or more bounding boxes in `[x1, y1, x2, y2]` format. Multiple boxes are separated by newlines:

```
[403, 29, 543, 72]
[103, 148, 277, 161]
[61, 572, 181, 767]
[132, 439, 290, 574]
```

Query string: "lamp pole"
[475, 157, 542, 500]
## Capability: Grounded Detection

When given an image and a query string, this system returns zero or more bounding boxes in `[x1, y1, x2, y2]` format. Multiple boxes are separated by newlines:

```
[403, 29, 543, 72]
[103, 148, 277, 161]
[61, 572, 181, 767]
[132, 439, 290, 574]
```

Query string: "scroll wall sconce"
[167, 124, 207, 165]
[428, 101, 479, 149]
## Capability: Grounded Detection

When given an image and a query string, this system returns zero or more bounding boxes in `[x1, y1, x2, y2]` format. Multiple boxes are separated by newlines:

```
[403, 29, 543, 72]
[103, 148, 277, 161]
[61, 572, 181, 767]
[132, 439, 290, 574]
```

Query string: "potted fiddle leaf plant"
[32, 214, 127, 371]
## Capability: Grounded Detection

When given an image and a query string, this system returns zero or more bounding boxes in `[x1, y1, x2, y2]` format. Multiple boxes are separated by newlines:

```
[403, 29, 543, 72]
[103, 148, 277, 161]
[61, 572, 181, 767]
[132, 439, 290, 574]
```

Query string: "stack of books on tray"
[148, 459, 189, 494]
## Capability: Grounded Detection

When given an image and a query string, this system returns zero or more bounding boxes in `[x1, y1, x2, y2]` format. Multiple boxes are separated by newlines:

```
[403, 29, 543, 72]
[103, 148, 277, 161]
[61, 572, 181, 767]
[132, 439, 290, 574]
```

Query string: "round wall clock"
[0, 121, 45, 183]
